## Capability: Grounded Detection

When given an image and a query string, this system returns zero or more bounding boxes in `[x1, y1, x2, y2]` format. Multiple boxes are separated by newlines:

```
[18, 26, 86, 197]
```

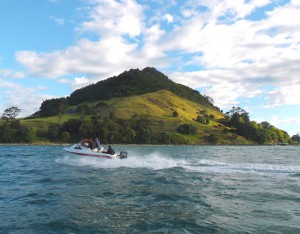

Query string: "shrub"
[206, 133, 219, 144]
[177, 124, 197, 135]
[61, 131, 71, 142]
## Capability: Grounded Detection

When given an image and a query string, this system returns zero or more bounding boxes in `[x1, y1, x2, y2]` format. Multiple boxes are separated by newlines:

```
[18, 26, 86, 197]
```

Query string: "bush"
[156, 131, 188, 144]
[177, 124, 197, 135]
[206, 133, 219, 144]
[61, 131, 71, 142]
[196, 116, 209, 124]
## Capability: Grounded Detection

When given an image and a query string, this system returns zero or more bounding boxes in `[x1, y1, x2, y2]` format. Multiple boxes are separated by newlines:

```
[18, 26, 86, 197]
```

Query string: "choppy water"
[1, 145, 300, 233]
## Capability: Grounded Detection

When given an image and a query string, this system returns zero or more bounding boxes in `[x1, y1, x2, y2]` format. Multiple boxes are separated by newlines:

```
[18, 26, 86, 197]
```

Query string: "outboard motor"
[118, 151, 128, 159]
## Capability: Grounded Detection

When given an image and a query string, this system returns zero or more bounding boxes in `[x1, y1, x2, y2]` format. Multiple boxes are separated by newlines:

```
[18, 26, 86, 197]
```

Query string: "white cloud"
[74, 76, 88, 85]
[267, 85, 300, 107]
[58, 78, 69, 84]
[0, 69, 25, 79]
[77, 0, 143, 37]
[181, 0, 271, 21]
[13, 0, 300, 111]
[49, 16, 65, 25]
[163, 13, 173, 23]
[250, 114, 300, 135]
[0, 79, 57, 117]
[16, 37, 139, 79]
[169, 70, 262, 108]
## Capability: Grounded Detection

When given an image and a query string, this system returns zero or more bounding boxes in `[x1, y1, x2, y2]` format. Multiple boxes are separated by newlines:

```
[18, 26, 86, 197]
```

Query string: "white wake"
[56, 152, 184, 170]
[182, 159, 300, 175]
[56, 153, 300, 175]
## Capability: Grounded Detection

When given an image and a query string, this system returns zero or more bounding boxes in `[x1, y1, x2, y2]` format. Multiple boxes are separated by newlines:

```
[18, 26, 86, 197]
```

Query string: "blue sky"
[0, 0, 299, 136]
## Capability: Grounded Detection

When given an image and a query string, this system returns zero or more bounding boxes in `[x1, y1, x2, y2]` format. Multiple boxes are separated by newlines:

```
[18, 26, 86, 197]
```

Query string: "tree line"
[223, 106, 291, 144]
[0, 105, 292, 145]
[0, 107, 35, 143]
[0, 106, 188, 144]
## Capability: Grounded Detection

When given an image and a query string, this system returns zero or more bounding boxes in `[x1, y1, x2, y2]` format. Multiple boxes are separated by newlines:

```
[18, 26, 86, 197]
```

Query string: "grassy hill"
[109, 90, 250, 144]
[67, 67, 215, 108]
[21, 90, 252, 144]
[2, 67, 290, 145]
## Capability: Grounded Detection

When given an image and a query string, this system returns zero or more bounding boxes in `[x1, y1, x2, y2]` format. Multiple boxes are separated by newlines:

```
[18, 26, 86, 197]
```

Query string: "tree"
[39, 97, 67, 117]
[57, 98, 68, 126]
[135, 127, 152, 143]
[225, 106, 250, 125]
[206, 133, 219, 144]
[156, 131, 188, 144]
[1, 106, 21, 122]
[16, 126, 36, 143]
[0, 123, 14, 142]
[60, 118, 82, 139]
[260, 121, 271, 128]
[177, 124, 197, 135]
[196, 116, 209, 124]
[61, 131, 71, 142]
[79, 120, 94, 139]
[204, 95, 214, 104]
[292, 133, 300, 143]
[76, 104, 92, 120]
[208, 114, 215, 120]
[47, 124, 60, 141]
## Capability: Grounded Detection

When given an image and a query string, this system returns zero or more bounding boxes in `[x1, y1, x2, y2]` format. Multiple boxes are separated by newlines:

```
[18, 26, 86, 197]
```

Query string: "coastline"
[0, 143, 295, 146]
[0, 143, 70, 146]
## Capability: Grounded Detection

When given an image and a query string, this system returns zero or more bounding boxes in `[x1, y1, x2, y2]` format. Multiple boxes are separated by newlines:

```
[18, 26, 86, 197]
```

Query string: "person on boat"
[94, 137, 101, 151]
[107, 145, 115, 155]
[88, 139, 95, 150]
[80, 139, 91, 148]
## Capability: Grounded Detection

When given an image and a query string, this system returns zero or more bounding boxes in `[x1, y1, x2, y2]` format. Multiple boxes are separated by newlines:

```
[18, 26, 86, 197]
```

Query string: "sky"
[0, 0, 300, 136]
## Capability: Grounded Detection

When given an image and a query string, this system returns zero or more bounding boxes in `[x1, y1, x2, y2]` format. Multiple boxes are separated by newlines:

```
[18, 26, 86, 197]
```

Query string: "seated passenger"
[80, 139, 91, 148]
[107, 145, 115, 155]
[88, 139, 95, 149]
[94, 137, 102, 151]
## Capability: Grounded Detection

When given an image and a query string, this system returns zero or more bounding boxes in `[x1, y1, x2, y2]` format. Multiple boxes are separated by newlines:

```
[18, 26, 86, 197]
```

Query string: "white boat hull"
[63, 144, 128, 159]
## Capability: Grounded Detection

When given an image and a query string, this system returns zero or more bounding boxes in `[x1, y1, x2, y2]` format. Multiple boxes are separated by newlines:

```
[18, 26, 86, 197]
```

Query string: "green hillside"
[68, 67, 215, 108]
[21, 90, 251, 144]
[1, 67, 291, 145]
[108, 90, 250, 144]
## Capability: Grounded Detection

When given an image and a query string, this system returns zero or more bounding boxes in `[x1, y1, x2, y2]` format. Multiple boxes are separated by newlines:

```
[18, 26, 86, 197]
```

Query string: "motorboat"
[63, 142, 128, 159]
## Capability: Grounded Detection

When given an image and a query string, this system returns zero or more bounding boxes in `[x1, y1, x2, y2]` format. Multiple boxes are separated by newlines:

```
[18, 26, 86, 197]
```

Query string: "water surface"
[1, 145, 300, 233]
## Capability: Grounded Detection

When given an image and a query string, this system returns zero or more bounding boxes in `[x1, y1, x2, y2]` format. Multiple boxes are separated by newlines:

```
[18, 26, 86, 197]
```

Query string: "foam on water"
[56, 152, 181, 170]
[182, 159, 300, 175]
[56, 152, 300, 175]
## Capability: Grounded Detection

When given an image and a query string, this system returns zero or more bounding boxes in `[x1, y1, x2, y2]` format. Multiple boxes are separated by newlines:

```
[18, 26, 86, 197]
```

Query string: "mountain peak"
[68, 67, 214, 108]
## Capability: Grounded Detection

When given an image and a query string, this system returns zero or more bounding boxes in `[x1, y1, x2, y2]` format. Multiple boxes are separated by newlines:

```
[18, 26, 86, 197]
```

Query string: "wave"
[55, 152, 182, 170]
[55, 153, 300, 175]
[183, 159, 300, 175]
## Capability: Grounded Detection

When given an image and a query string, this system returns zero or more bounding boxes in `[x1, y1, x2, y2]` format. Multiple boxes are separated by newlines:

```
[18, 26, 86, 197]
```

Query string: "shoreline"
[0, 143, 70, 146]
[0, 143, 295, 146]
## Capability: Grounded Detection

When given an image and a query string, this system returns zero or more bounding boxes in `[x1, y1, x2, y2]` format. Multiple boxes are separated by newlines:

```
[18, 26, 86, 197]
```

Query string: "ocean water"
[1, 145, 300, 233]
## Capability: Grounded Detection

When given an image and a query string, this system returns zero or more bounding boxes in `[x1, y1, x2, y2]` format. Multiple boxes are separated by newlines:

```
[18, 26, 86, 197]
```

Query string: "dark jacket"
[107, 146, 115, 155]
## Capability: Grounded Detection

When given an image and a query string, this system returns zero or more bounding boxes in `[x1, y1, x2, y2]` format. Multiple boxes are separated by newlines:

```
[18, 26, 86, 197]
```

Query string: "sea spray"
[182, 159, 300, 175]
[56, 152, 300, 175]
[56, 151, 183, 170]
